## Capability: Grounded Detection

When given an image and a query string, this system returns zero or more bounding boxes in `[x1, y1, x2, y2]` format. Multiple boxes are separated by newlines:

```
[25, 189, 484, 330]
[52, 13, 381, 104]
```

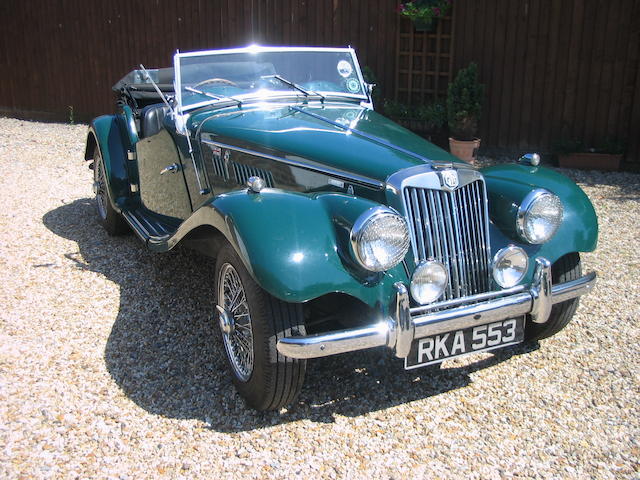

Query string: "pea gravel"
[0, 117, 638, 479]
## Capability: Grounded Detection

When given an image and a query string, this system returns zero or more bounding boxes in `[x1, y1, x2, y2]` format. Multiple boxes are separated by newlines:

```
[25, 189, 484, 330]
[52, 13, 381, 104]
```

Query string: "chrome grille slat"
[425, 191, 442, 260]
[461, 188, 476, 294]
[441, 192, 460, 298]
[468, 184, 482, 293]
[480, 183, 492, 282]
[430, 190, 453, 299]
[449, 191, 467, 297]
[404, 189, 418, 261]
[419, 191, 435, 259]
[404, 180, 491, 301]
[476, 183, 488, 292]
[413, 189, 427, 261]
[456, 189, 473, 294]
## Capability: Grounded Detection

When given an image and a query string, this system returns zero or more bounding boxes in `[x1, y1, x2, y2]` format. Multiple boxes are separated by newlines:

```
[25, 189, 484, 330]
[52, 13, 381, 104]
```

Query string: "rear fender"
[85, 114, 134, 210]
[168, 190, 408, 309]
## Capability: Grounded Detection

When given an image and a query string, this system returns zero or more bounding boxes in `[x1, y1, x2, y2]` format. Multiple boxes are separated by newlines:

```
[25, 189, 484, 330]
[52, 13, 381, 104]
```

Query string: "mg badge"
[440, 170, 459, 191]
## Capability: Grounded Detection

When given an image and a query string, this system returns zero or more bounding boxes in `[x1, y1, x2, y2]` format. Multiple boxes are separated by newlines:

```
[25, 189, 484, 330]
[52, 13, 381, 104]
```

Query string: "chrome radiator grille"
[403, 180, 491, 300]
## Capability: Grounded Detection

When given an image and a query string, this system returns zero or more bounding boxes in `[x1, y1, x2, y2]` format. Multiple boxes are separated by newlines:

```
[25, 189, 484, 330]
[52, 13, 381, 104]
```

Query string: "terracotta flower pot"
[558, 153, 622, 171]
[449, 137, 481, 164]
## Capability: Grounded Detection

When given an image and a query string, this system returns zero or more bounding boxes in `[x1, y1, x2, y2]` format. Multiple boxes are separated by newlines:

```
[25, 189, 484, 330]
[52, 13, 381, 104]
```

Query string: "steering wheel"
[193, 78, 239, 88]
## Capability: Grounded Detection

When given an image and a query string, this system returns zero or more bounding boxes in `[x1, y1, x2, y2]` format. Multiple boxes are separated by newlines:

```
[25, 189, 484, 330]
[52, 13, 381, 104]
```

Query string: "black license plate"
[404, 317, 525, 369]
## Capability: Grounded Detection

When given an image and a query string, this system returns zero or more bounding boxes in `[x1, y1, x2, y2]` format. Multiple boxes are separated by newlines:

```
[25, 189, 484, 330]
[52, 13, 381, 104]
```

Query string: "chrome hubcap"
[94, 154, 108, 220]
[216, 305, 235, 335]
[217, 263, 253, 381]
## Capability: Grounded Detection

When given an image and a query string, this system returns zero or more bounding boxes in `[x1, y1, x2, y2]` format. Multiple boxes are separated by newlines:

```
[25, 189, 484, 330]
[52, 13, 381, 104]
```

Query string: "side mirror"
[518, 153, 541, 166]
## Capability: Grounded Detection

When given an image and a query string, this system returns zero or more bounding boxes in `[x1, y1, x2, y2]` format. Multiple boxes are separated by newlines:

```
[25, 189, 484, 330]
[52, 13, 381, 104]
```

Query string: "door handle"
[160, 163, 180, 175]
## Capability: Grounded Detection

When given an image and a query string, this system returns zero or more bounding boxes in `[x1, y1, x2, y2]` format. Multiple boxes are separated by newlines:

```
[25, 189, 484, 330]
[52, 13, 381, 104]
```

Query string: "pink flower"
[434, 7, 441, 15]
[396, 3, 406, 12]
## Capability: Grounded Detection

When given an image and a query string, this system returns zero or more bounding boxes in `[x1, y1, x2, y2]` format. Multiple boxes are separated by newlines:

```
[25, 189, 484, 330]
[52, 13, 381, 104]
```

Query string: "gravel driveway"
[1, 117, 638, 479]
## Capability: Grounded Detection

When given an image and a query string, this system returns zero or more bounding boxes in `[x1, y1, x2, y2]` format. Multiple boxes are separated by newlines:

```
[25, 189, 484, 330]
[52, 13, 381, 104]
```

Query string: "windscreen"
[176, 50, 365, 109]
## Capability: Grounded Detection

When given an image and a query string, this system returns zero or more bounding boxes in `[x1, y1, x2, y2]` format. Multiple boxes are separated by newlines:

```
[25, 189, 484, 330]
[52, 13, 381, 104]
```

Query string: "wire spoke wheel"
[218, 263, 254, 382]
[94, 152, 108, 220]
[91, 145, 127, 236]
[214, 245, 306, 410]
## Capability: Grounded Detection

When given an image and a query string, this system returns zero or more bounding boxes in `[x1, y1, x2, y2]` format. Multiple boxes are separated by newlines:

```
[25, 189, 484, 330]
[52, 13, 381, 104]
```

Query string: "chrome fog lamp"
[492, 246, 529, 288]
[410, 260, 448, 304]
[517, 189, 563, 244]
[350, 207, 410, 272]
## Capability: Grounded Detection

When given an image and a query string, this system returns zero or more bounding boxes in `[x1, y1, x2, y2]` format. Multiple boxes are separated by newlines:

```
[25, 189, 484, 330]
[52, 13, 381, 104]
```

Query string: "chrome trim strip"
[178, 45, 361, 58]
[200, 138, 385, 189]
[276, 259, 597, 360]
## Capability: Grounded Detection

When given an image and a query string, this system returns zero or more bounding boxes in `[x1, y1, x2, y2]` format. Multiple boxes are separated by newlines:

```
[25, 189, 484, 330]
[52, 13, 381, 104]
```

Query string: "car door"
[136, 117, 192, 220]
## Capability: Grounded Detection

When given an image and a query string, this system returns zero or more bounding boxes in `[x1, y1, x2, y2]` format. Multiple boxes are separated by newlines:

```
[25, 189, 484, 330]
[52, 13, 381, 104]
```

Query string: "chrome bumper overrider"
[276, 258, 597, 360]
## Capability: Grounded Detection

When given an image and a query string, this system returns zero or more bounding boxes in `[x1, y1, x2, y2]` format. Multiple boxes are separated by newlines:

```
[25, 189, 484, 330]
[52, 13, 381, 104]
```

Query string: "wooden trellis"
[395, 13, 454, 105]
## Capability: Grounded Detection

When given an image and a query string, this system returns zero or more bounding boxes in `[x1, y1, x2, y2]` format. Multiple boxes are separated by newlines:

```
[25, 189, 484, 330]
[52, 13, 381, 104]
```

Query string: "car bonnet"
[190, 102, 465, 184]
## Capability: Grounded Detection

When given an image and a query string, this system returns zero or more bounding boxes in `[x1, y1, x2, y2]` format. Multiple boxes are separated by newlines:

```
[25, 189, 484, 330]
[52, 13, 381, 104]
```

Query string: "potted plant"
[554, 137, 625, 171]
[397, 0, 452, 32]
[447, 62, 484, 164]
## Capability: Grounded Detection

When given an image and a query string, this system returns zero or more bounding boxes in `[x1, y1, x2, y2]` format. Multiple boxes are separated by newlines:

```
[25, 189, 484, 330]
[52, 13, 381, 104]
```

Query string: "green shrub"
[447, 63, 484, 140]
[414, 100, 447, 128]
[383, 99, 447, 130]
[383, 100, 410, 118]
[553, 137, 626, 155]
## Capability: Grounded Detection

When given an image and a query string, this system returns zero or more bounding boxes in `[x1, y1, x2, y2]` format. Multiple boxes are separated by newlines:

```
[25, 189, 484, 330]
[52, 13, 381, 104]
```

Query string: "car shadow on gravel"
[44, 198, 540, 432]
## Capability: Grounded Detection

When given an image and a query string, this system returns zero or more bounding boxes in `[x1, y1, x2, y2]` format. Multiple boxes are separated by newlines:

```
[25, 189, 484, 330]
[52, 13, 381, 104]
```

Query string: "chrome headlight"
[350, 207, 410, 272]
[492, 245, 529, 288]
[517, 189, 563, 244]
[410, 260, 448, 304]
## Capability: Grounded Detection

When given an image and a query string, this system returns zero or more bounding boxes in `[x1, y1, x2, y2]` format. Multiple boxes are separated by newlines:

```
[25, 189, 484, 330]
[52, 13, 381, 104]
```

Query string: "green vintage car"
[86, 46, 597, 410]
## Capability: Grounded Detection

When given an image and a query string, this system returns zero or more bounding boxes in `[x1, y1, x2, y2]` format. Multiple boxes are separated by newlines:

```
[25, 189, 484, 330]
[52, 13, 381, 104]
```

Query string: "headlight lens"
[410, 260, 448, 304]
[351, 207, 410, 272]
[492, 245, 529, 288]
[517, 190, 563, 244]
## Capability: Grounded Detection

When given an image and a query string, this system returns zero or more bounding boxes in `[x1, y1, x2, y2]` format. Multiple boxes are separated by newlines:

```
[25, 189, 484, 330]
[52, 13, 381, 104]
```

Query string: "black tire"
[93, 146, 128, 235]
[215, 244, 306, 411]
[525, 252, 582, 341]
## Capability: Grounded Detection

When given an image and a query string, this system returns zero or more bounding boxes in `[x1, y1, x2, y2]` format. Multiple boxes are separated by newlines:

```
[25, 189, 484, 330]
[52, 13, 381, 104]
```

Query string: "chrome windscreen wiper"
[184, 86, 243, 106]
[263, 75, 325, 102]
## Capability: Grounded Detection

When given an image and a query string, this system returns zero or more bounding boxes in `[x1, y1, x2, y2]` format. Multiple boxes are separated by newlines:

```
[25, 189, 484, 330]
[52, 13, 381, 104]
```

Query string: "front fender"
[169, 190, 408, 309]
[85, 114, 133, 209]
[482, 164, 598, 274]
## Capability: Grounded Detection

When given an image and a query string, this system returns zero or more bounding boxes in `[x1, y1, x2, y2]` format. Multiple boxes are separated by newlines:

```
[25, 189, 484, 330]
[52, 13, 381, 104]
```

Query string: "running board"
[121, 208, 180, 249]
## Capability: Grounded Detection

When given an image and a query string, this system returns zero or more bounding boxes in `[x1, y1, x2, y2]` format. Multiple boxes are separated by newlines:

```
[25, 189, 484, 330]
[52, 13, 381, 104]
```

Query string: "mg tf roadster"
[85, 46, 597, 410]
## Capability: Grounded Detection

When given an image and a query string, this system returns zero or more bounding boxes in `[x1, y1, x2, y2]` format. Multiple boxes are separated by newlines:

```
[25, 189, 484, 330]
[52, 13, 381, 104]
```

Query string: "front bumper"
[277, 258, 597, 360]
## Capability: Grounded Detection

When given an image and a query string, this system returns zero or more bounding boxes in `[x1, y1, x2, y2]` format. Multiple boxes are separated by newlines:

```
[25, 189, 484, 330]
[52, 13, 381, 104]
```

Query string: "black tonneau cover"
[113, 67, 174, 104]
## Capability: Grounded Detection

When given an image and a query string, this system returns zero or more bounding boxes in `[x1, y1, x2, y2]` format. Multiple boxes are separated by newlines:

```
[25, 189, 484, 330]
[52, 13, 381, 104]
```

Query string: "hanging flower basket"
[397, 0, 452, 31]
